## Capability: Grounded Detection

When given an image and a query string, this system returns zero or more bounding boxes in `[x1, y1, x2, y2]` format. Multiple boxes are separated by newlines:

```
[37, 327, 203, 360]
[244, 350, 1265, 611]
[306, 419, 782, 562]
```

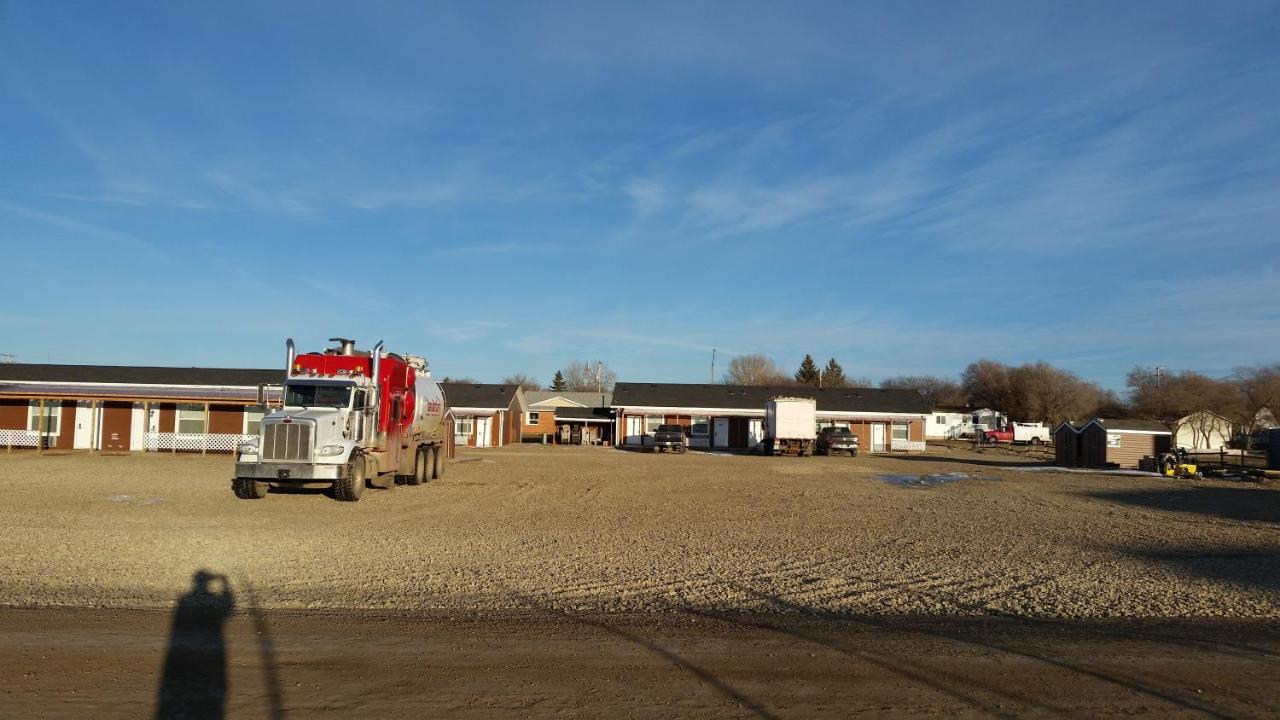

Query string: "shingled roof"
[441, 383, 523, 411]
[1095, 418, 1171, 433]
[0, 363, 281, 386]
[611, 382, 930, 415]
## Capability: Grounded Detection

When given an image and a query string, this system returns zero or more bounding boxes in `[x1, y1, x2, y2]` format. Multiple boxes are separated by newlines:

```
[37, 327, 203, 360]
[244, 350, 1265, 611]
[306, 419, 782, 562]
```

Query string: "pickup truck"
[816, 427, 859, 457]
[651, 424, 687, 453]
[981, 422, 1051, 445]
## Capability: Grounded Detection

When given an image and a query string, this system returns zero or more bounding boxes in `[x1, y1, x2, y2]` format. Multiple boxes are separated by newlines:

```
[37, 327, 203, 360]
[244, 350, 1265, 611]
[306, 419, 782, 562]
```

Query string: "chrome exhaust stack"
[285, 338, 296, 381]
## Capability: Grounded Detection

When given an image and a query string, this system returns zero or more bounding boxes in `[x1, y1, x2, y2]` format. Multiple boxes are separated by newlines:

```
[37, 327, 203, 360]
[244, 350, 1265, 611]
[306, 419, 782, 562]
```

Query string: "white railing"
[0, 429, 43, 448]
[145, 432, 254, 453]
[891, 439, 927, 452]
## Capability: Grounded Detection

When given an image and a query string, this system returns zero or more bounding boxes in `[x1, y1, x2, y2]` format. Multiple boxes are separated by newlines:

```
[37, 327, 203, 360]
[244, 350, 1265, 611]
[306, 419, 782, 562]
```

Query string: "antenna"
[710, 348, 716, 384]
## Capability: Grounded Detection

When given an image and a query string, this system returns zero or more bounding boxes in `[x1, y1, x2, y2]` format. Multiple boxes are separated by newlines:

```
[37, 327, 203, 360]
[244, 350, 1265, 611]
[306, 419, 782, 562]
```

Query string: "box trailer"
[764, 397, 817, 456]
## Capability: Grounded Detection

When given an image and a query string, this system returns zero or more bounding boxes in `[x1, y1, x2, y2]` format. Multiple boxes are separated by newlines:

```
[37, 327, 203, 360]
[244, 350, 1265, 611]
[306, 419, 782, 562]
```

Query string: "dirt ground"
[0, 445, 1277, 717]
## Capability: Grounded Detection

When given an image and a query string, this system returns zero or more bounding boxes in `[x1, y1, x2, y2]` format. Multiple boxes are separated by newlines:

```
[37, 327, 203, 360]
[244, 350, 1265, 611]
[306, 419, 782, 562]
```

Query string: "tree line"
[723, 353, 1280, 432]
[445, 360, 620, 394]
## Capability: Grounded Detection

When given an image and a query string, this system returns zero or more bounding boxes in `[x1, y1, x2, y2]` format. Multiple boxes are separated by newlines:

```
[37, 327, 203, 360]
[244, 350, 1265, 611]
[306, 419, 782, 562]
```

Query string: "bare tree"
[881, 375, 966, 409]
[502, 373, 541, 392]
[1227, 364, 1280, 440]
[722, 353, 788, 385]
[961, 360, 1103, 425]
[560, 360, 617, 392]
[1127, 367, 1238, 441]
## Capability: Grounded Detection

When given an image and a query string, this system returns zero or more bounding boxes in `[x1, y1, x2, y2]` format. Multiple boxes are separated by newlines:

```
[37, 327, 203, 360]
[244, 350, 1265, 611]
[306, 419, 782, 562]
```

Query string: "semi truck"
[233, 337, 450, 501]
[764, 397, 817, 456]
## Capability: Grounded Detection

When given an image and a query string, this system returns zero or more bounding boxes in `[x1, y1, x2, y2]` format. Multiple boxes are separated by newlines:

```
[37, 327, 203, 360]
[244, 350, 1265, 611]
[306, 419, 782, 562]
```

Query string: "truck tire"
[232, 477, 268, 500]
[408, 447, 427, 486]
[334, 453, 366, 501]
[1029, 437, 1043, 446]
[431, 445, 446, 479]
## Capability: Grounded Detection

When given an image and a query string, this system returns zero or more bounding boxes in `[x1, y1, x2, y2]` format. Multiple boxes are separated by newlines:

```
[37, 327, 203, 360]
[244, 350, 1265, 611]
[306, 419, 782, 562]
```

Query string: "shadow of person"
[155, 570, 236, 720]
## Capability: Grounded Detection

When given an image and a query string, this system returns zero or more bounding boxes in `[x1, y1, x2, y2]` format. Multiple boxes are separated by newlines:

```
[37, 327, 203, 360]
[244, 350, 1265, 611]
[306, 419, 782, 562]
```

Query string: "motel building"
[0, 363, 279, 453]
[611, 382, 930, 452]
[440, 383, 525, 448]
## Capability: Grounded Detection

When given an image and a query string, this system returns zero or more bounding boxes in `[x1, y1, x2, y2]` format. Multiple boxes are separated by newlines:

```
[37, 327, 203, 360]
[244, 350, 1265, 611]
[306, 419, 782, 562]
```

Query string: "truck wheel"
[334, 453, 366, 501]
[1029, 437, 1043, 446]
[232, 477, 268, 500]
[431, 445, 446, 479]
[408, 447, 427, 486]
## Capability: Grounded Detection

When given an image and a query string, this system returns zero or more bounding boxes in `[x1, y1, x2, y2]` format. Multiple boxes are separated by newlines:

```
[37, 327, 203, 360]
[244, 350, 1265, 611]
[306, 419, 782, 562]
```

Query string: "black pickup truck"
[816, 426, 859, 457]
[651, 424, 688, 453]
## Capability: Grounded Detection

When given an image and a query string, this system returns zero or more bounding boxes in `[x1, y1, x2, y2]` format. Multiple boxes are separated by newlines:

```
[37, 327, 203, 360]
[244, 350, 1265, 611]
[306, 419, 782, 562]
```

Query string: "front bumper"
[235, 461, 344, 481]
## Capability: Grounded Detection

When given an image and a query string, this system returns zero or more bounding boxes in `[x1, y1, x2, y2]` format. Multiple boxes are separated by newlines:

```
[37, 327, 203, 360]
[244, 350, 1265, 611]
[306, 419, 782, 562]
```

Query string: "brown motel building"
[610, 383, 931, 452]
[0, 363, 279, 453]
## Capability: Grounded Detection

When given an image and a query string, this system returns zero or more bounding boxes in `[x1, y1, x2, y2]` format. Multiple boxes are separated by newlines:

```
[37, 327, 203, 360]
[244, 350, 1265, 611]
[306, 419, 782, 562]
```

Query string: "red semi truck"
[233, 337, 451, 501]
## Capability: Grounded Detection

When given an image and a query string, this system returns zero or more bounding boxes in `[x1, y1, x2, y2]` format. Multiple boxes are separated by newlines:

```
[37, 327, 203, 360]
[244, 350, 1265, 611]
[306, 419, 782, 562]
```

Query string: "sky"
[1, 1, 1277, 390]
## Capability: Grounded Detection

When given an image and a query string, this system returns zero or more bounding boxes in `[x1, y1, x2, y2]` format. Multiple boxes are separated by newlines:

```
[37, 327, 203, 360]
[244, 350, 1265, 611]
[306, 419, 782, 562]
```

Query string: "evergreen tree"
[549, 370, 568, 391]
[822, 358, 848, 387]
[794, 354, 820, 386]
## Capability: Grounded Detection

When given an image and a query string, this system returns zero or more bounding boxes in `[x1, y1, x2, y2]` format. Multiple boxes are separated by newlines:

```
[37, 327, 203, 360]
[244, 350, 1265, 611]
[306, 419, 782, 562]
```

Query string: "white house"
[1174, 411, 1232, 451]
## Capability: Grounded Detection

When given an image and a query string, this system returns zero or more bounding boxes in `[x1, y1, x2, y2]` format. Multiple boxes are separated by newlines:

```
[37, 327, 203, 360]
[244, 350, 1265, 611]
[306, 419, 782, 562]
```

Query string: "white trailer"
[765, 397, 817, 456]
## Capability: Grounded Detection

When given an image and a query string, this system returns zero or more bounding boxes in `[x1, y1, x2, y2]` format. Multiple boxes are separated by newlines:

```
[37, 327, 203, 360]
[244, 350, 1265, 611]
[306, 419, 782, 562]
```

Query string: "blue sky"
[1, 1, 1277, 390]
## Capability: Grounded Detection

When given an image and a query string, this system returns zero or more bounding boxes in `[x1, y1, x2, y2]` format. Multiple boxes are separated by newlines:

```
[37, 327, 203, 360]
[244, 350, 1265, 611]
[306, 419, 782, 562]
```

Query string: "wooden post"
[172, 404, 178, 455]
[142, 401, 150, 453]
[37, 399, 46, 454]
[202, 402, 210, 455]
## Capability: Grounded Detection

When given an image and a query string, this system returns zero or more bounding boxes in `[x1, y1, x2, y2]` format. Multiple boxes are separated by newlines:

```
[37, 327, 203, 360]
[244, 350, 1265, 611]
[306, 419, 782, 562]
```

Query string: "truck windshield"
[285, 383, 353, 408]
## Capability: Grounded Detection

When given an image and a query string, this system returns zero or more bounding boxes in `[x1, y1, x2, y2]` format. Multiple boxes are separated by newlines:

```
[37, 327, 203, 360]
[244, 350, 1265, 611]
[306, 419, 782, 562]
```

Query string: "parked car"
[816, 427, 859, 457]
[651, 424, 687, 453]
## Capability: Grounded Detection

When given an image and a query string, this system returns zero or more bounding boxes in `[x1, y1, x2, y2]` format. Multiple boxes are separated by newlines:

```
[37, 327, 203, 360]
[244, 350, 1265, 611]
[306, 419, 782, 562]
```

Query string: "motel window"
[891, 422, 909, 441]
[454, 417, 474, 435]
[526, 411, 540, 425]
[177, 404, 207, 434]
[690, 416, 710, 436]
[244, 406, 266, 435]
[27, 401, 61, 434]
[935, 415, 946, 425]
[645, 416, 664, 434]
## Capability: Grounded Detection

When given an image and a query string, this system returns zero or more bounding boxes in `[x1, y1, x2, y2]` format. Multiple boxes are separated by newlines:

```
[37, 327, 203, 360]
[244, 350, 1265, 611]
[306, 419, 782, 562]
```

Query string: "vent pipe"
[329, 337, 357, 356]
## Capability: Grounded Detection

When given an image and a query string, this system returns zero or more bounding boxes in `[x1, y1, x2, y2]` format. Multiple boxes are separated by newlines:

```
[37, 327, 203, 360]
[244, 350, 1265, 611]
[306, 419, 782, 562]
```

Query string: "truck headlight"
[318, 444, 346, 457]
[238, 440, 259, 454]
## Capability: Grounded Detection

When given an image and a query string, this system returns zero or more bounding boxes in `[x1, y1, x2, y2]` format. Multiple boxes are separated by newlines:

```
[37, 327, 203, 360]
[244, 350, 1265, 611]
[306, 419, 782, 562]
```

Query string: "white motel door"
[713, 418, 730, 447]
[747, 419, 763, 448]
[625, 416, 644, 445]
[871, 423, 886, 453]
[73, 402, 94, 449]
[475, 417, 492, 447]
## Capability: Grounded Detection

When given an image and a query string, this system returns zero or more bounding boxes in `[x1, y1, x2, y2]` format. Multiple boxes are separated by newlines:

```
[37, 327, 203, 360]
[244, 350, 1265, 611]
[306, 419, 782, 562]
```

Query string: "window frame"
[891, 422, 910, 441]
[526, 411, 540, 426]
[243, 405, 267, 435]
[27, 401, 61, 435]
[645, 415, 664, 434]
[176, 404, 207, 434]
[454, 417, 474, 435]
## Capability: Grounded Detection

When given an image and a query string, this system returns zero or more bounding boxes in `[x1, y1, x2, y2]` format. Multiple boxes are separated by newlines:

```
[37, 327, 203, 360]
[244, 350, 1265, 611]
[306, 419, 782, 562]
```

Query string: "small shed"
[1079, 419, 1172, 469]
[1053, 422, 1085, 467]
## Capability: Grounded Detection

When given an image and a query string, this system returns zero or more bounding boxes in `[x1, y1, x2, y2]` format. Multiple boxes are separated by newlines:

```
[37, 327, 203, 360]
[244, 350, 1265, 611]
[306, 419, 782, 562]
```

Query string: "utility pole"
[709, 349, 717, 384]
[1154, 365, 1165, 389]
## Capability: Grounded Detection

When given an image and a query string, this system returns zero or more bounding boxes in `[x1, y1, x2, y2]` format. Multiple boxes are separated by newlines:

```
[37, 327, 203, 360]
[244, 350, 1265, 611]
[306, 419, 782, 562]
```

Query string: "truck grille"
[261, 421, 312, 462]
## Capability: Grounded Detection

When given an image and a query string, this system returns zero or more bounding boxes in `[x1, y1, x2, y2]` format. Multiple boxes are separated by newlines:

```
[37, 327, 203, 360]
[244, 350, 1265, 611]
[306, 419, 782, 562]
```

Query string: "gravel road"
[1, 446, 1276, 618]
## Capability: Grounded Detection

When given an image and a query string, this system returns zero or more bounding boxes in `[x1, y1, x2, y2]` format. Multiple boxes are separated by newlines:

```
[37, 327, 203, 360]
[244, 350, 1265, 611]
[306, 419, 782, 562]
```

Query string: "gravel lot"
[0, 446, 1276, 618]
